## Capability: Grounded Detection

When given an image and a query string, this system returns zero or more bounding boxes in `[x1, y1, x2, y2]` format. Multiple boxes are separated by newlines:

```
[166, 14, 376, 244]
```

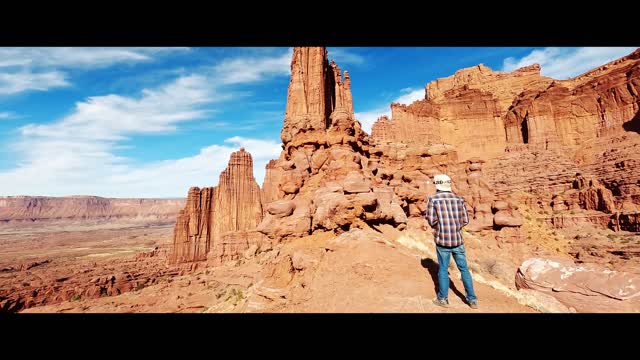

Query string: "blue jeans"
[436, 244, 477, 303]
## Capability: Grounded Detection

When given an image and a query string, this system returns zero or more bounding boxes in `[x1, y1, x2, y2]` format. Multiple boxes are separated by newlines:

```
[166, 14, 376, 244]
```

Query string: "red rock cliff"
[371, 63, 553, 160]
[371, 48, 640, 162]
[505, 49, 640, 148]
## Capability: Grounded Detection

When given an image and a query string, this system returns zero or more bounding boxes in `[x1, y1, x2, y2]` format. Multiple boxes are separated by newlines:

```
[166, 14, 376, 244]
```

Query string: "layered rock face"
[505, 49, 640, 148]
[371, 49, 640, 165]
[483, 139, 639, 232]
[484, 146, 586, 200]
[425, 64, 551, 112]
[479, 49, 639, 232]
[0, 196, 184, 224]
[371, 63, 553, 160]
[258, 47, 523, 244]
[484, 145, 631, 231]
[576, 134, 640, 207]
[170, 148, 265, 265]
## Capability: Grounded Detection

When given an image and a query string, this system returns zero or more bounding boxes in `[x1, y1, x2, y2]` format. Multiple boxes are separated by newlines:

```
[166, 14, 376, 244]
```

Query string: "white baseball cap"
[433, 174, 452, 191]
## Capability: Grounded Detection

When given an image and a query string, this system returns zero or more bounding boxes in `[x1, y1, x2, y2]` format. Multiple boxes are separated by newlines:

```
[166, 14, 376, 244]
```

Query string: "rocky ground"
[21, 227, 538, 313]
[3, 213, 637, 314]
[9, 215, 590, 314]
[0, 221, 175, 312]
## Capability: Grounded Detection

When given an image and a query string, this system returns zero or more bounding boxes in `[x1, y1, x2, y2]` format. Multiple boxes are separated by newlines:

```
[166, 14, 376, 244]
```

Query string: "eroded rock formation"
[258, 47, 523, 244]
[172, 46, 639, 266]
[259, 47, 408, 243]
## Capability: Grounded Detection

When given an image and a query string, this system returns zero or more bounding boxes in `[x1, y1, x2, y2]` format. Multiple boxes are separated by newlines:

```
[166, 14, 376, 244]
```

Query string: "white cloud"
[502, 47, 637, 79]
[103, 137, 282, 198]
[395, 88, 425, 106]
[214, 48, 293, 84]
[0, 47, 188, 96]
[355, 87, 425, 134]
[0, 112, 15, 119]
[0, 136, 281, 198]
[19, 74, 218, 141]
[355, 106, 390, 135]
[0, 49, 291, 198]
[0, 70, 69, 95]
[327, 48, 366, 65]
[0, 74, 219, 197]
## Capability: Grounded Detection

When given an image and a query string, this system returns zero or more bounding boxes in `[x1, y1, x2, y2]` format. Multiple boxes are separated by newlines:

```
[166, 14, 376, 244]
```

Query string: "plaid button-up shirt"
[426, 191, 470, 247]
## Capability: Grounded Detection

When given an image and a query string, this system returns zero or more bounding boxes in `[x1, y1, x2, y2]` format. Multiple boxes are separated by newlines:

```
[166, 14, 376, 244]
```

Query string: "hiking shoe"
[432, 298, 449, 307]
[468, 301, 478, 309]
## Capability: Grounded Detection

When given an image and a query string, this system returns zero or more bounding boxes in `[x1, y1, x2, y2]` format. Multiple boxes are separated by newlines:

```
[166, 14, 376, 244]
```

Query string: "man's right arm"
[426, 197, 438, 228]
[459, 198, 470, 227]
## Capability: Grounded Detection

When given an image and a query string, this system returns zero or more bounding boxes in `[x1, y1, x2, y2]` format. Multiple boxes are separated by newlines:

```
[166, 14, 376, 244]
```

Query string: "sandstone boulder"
[516, 257, 640, 312]
[291, 249, 323, 271]
[341, 171, 372, 194]
[494, 210, 523, 227]
[267, 200, 296, 218]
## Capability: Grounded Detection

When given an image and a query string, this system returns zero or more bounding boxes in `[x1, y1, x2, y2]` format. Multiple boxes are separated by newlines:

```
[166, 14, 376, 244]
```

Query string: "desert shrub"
[225, 288, 244, 305]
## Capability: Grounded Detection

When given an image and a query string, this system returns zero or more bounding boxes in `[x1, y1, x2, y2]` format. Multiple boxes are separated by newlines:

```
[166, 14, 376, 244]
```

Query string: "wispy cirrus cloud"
[20, 74, 219, 141]
[327, 48, 366, 65]
[502, 47, 637, 79]
[0, 70, 69, 95]
[213, 47, 367, 85]
[0, 47, 189, 70]
[0, 135, 282, 198]
[0, 47, 189, 96]
[214, 48, 293, 84]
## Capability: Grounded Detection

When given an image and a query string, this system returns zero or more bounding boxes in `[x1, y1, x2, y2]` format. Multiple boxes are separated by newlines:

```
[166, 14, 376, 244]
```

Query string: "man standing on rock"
[426, 174, 478, 309]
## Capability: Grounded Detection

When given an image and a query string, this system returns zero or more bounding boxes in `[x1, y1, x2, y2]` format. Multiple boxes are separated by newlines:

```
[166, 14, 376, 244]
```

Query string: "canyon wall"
[0, 196, 184, 224]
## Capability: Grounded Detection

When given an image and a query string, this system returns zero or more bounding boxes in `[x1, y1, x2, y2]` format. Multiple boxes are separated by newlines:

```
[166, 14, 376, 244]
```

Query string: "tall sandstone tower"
[169, 148, 264, 265]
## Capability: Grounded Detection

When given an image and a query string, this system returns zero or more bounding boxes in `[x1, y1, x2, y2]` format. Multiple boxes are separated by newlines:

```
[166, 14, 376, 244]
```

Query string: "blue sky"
[0, 46, 636, 197]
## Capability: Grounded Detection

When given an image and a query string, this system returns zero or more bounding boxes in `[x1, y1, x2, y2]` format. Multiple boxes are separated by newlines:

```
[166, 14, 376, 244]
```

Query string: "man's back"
[426, 191, 469, 247]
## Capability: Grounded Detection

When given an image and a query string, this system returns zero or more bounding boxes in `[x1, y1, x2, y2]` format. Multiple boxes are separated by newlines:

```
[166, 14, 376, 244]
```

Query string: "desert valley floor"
[1, 215, 638, 313]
